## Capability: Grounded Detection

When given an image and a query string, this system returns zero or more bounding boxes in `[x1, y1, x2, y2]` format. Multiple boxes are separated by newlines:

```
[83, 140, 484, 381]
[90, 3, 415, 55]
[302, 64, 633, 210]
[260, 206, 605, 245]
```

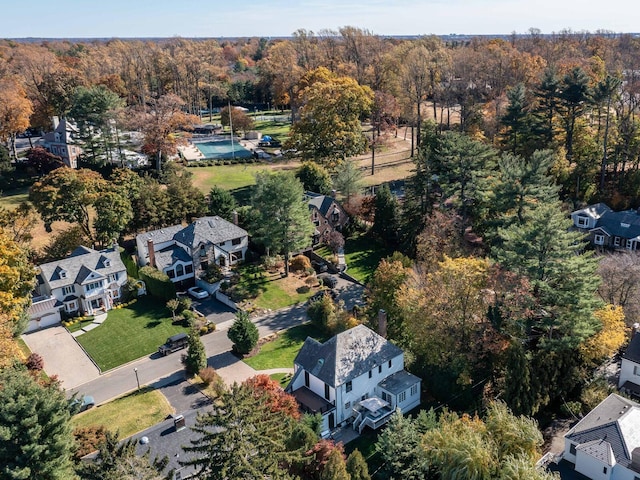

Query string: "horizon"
[3, 0, 640, 39]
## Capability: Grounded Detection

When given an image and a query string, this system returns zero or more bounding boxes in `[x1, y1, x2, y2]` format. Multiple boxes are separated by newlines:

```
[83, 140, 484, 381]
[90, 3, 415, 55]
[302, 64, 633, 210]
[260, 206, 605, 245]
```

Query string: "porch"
[291, 386, 335, 415]
[352, 397, 395, 433]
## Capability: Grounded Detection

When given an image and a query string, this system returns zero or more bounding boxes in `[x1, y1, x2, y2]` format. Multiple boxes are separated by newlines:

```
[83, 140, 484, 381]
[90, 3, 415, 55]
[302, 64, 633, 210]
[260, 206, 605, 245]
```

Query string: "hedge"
[120, 250, 139, 279]
[138, 266, 176, 301]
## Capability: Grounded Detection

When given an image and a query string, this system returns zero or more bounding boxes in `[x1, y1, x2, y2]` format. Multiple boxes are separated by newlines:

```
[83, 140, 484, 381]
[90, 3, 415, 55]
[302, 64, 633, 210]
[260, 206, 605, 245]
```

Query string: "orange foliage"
[243, 374, 300, 419]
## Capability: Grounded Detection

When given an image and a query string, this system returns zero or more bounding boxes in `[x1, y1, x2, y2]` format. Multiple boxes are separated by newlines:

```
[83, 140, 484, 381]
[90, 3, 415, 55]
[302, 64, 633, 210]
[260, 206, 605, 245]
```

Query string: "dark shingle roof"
[566, 393, 640, 468]
[595, 210, 640, 239]
[294, 325, 402, 387]
[174, 216, 247, 248]
[623, 332, 640, 364]
[378, 370, 421, 395]
[306, 191, 340, 217]
[154, 245, 193, 271]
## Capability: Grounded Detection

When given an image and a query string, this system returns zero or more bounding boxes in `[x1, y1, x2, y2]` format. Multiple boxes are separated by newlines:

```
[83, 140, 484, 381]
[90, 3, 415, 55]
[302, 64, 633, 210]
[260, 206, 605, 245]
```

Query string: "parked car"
[309, 289, 338, 303]
[312, 260, 329, 274]
[71, 395, 95, 413]
[158, 332, 189, 356]
[318, 274, 338, 289]
[188, 286, 209, 299]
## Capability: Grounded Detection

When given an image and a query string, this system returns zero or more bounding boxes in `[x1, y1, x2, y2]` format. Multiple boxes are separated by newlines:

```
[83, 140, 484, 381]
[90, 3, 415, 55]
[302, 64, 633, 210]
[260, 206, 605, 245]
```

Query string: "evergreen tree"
[296, 162, 333, 195]
[181, 383, 301, 479]
[500, 83, 530, 155]
[321, 448, 351, 480]
[163, 165, 207, 224]
[559, 66, 592, 161]
[94, 190, 133, 247]
[0, 367, 76, 480]
[376, 410, 428, 480]
[251, 171, 314, 277]
[532, 67, 561, 148]
[333, 159, 364, 203]
[208, 186, 237, 222]
[227, 310, 259, 355]
[346, 449, 371, 480]
[184, 330, 207, 376]
[371, 183, 399, 247]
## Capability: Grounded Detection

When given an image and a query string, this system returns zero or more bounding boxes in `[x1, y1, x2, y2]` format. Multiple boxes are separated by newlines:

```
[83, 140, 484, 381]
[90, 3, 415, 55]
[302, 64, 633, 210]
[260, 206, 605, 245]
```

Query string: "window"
[62, 285, 74, 295]
[200, 261, 208, 270]
[577, 216, 588, 227]
[176, 264, 184, 277]
[346, 381, 352, 393]
[569, 444, 576, 455]
[411, 384, 418, 396]
[200, 245, 206, 256]
[304, 371, 310, 387]
[324, 384, 330, 400]
[603, 467, 607, 474]
[634, 365, 640, 376]
[381, 392, 389, 402]
[368, 370, 372, 379]
[232, 237, 242, 246]
[332, 212, 339, 222]
[167, 270, 176, 279]
[59, 270, 67, 279]
[109, 273, 119, 282]
[345, 401, 351, 410]
[65, 301, 77, 312]
[314, 220, 320, 227]
[185, 264, 193, 274]
[85, 281, 102, 292]
[399, 391, 406, 403]
[112, 288, 120, 299]
[104, 259, 111, 267]
[615, 237, 621, 247]
[594, 234, 605, 245]
[378, 365, 382, 374]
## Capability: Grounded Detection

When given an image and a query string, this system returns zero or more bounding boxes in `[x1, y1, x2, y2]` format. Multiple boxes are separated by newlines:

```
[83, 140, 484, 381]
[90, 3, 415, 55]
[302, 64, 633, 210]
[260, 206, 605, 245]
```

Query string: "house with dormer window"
[306, 192, 349, 246]
[30, 245, 127, 329]
[136, 216, 248, 285]
[286, 325, 421, 436]
[571, 203, 640, 251]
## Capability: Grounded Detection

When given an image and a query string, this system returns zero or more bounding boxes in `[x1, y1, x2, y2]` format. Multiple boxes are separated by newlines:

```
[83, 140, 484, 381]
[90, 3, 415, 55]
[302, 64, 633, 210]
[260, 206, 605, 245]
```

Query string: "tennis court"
[194, 140, 252, 159]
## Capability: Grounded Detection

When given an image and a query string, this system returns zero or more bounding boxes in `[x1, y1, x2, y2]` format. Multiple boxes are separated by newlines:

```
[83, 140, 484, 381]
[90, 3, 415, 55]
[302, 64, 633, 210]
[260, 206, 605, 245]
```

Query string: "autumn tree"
[220, 106, 255, 133]
[0, 367, 77, 480]
[580, 305, 627, 364]
[286, 67, 374, 165]
[243, 374, 300, 419]
[0, 202, 39, 246]
[598, 252, 640, 322]
[39, 226, 88, 263]
[24, 146, 65, 176]
[0, 229, 34, 333]
[0, 77, 33, 159]
[251, 171, 314, 277]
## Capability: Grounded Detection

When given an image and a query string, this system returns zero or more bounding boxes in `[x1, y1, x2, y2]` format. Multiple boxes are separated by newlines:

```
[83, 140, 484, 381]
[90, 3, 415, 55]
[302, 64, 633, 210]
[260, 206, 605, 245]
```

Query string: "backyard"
[71, 387, 173, 438]
[74, 296, 188, 371]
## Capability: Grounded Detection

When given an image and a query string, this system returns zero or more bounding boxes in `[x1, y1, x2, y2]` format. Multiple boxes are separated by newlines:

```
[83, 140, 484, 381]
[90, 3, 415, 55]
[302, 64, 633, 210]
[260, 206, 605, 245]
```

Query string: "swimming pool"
[193, 140, 252, 160]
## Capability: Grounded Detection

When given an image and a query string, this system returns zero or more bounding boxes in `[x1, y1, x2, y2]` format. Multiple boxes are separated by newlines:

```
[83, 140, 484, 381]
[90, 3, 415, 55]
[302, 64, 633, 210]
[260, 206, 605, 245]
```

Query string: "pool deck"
[182, 138, 260, 161]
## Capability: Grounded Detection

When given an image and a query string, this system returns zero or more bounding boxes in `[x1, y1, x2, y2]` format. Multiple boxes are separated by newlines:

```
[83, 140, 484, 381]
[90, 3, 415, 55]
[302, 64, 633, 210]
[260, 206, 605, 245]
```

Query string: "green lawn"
[0, 189, 29, 210]
[343, 234, 391, 284]
[244, 323, 329, 370]
[191, 163, 266, 192]
[71, 388, 173, 438]
[65, 316, 95, 333]
[75, 296, 188, 371]
[254, 118, 291, 138]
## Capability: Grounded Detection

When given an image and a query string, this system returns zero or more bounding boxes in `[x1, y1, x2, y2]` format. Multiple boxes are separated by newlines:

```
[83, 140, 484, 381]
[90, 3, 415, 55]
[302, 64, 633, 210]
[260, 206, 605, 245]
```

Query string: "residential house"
[306, 192, 349, 246]
[40, 116, 82, 168]
[136, 216, 248, 285]
[563, 393, 640, 480]
[286, 324, 421, 435]
[28, 245, 127, 331]
[571, 203, 640, 251]
[618, 332, 640, 398]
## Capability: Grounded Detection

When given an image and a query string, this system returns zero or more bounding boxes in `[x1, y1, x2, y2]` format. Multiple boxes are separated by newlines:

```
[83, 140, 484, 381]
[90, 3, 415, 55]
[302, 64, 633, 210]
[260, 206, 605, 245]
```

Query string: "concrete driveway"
[21, 326, 99, 390]
[191, 296, 236, 324]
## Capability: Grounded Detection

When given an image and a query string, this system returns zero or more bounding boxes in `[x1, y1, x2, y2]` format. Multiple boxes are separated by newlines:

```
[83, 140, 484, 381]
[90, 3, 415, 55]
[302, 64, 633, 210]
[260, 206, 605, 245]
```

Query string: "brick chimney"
[147, 239, 156, 268]
[378, 309, 388, 338]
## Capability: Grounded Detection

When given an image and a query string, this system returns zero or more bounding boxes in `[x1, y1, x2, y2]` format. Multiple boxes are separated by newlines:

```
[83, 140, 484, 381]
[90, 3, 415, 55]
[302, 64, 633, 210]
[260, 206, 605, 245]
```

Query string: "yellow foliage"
[0, 229, 35, 322]
[0, 314, 25, 368]
[581, 305, 627, 363]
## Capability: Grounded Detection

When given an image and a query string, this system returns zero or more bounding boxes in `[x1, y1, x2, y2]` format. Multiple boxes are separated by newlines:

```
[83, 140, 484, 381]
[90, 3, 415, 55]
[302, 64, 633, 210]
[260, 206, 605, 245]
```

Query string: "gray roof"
[576, 440, 615, 465]
[38, 246, 125, 290]
[566, 393, 640, 468]
[173, 216, 247, 249]
[294, 325, 402, 387]
[623, 332, 640, 364]
[136, 224, 185, 249]
[306, 191, 340, 217]
[378, 370, 421, 395]
[593, 210, 640, 239]
[154, 245, 193, 271]
[574, 203, 612, 219]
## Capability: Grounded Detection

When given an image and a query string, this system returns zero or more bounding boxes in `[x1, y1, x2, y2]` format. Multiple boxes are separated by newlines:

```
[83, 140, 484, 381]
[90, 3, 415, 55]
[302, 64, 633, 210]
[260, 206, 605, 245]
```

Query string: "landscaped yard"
[75, 296, 188, 371]
[243, 323, 329, 371]
[343, 234, 391, 284]
[0, 188, 29, 210]
[71, 388, 173, 438]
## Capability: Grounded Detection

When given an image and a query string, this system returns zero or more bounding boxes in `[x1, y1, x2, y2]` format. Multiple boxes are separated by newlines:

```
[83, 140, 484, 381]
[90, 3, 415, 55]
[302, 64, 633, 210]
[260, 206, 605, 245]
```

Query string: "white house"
[28, 245, 127, 331]
[136, 216, 248, 285]
[571, 203, 640, 251]
[40, 116, 82, 168]
[618, 332, 640, 398]
[287, 324, 421, 435]
[563, 393, 640, 480]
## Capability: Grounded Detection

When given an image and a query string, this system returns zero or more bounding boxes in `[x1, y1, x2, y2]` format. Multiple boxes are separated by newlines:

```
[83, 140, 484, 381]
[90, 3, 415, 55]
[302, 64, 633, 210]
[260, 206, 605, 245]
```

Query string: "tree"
[286, 67, 374, 165]
[371, 184, 399, 247]
[227, 310, 258, 355]
[129, 176, 171, 232]
[0, 367, 76, 480]
[327, 231, 345, 254]
[500, 83, 530, 155]
[559, 66, 592, 162]
[220, 106, 255, 133]
[39, 226, 88, 263]
[181, 382, 300, 479]
[321, 448, 350, 480]
[0, 202, 39, 246]
[532, 67, 561, 148]
[296, 162, 333, 195]
[208, 185, 237, 222]
[367, 258, 411, 341]
[345, 449, 370, 480]
[243, 374, 301, 419]
[162, 164, 207, 224]
[0, 229, 34, 331]
[376, 410, 427, 480]
[0, 77, 33, 160]
[166, 299, 180, 322]
[24, 146, 65, 176]
[93, 191, 133, 247]
[251, 171, 314, 277]
[184, 330, 207, 376]
[333, 160, 363, 203]
[580, 305, 627, 364]
[598, 252, 640, 321]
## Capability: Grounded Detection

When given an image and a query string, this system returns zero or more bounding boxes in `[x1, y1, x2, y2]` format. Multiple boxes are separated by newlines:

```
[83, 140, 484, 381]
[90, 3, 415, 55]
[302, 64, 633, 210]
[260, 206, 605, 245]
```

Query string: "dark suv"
[158, 332, 189, 356]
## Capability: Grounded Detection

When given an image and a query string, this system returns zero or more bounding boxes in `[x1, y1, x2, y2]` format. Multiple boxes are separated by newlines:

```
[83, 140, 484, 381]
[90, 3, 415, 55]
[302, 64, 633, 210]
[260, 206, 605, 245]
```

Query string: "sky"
[3, 0, 640, 38]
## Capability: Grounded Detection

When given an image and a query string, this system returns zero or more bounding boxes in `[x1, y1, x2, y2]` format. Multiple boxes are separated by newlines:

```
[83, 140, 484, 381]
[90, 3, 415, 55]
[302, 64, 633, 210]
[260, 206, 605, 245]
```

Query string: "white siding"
[575, 450, 612, 480]
[619, 358, 640, 389]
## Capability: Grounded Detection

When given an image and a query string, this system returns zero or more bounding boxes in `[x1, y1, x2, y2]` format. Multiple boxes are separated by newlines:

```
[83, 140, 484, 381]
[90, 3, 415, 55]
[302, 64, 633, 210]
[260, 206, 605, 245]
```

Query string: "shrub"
[178, 296, 192, 313]
[73, 426, 107, 460]
[199, 366, 219, 386]
[228, 310, 258, 355]
[290, 255, 311, 272]
[199, 326, 208, 335]
[296, 285, 310, 294]
[560, 401, 583, 418]
[305, 275, 318, 286]
[263, 255, 284, 272]
[182, 310, 196, 328]
[25, 353, 44, 372]
[202, 263, 224, 284]
[120, 251, 139, 279]
[138, 266, 176, 301]
[207, 322, 216, 332]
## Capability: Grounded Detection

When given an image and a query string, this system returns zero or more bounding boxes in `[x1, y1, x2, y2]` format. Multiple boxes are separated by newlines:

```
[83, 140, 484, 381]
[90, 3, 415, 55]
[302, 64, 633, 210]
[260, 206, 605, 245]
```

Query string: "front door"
[328, 413, 335, 430]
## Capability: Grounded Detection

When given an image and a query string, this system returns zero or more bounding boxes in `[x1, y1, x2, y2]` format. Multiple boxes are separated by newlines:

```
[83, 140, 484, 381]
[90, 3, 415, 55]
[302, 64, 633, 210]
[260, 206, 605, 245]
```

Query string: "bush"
[73, 426, 107, 460]
[290, 255, 311, 272]
[305, 275, 318, 286]
[199, 366, 219, 386]
[263, 255, 284, 272]
[560, 401, 583, 418]
[25, 353, 44, 372]
[227, 310, 259, 355]
[296, 285, 311, 294]
[121, 278, 140, 302]
[120, 251, 139, 279]
[138, 266, 176, 301]
[178, 296, 192, 313]
[184, 331, 207, 376]
[202, 263, 224, 284]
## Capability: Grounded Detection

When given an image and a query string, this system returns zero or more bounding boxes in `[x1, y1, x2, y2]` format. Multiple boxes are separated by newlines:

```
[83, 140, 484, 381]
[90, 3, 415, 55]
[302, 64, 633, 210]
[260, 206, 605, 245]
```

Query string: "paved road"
[67, 304, 309, 404]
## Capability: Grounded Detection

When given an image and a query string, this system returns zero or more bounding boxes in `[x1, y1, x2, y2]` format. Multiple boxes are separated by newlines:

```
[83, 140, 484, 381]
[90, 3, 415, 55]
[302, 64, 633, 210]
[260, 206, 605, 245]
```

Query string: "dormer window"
[200, 245, 206, 256]
[576, 216, 588, 227]
[59, 269, 67, 279]
[104, 259, 111, 267]
[622, 222, 631, 228]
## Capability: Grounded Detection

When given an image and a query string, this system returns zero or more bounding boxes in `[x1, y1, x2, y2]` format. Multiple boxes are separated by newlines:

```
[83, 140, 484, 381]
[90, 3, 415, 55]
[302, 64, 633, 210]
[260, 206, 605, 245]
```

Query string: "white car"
[188, 286, 209, 299]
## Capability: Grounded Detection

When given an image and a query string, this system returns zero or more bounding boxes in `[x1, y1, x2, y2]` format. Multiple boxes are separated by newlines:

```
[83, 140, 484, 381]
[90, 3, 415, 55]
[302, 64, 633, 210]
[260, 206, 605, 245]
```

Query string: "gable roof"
[38, 246, 125, 290]
[573, 203, 613, 219]
[294, 325, 402, 387]
[596, 210, 640, 240]
[306, 191, 342, 217]
[566, 393, 640, 468]
[173, 216, 248, 249]
[623, 332, 640, 364]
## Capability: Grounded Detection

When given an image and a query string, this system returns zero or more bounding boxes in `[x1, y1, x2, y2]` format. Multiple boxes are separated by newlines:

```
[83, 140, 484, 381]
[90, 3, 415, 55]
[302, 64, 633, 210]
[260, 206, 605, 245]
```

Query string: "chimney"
[232, 210, 238, 226]
[147, 239, 156, 268]
[331, 189, 337, 198]
[378, 309, 387, 338]
[631, 447, 640, 472]
[52, 116, 60, 130]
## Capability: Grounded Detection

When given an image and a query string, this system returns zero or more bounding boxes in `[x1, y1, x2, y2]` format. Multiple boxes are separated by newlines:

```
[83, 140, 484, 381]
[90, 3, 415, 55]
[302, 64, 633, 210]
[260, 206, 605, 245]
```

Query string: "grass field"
[254, 119, 291, 138]
[75, 296, 188, 371]
[71, 388, 173, 438]
[0, 188, 29, 210]
[243, 323, 329, 370]
[343, 234, 392, 284]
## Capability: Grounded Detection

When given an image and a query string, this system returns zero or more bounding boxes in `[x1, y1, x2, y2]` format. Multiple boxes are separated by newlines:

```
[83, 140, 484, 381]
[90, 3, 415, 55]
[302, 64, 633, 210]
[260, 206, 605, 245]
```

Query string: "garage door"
[40, 312, 61, 328]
